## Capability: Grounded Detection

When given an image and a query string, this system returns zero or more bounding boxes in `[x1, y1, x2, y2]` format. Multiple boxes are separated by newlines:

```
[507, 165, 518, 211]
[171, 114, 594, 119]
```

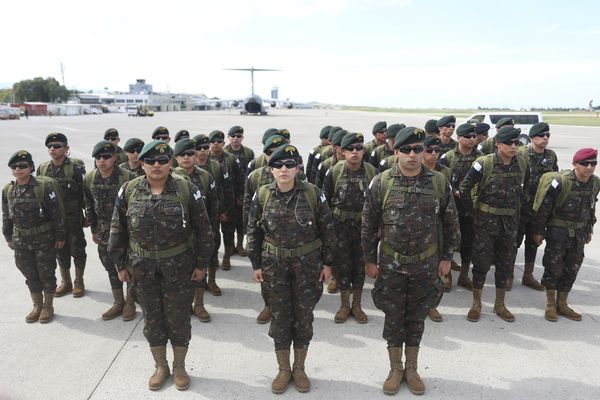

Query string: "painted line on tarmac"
[86, 316, 144, 400]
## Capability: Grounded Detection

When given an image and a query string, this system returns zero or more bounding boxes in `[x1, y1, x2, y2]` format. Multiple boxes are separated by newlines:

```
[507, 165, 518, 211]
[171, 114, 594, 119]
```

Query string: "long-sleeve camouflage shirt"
[210, 151, 243, 205]
[37, 157, 86, 213]
[173, 166, 219, 235]
[243, 166, 274, 234]
[198, 159, 229, 216]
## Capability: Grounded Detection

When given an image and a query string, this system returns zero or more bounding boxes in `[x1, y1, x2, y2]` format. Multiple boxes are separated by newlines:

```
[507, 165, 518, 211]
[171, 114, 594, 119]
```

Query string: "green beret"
[92, 140, 116, 157]
[529, 122, 549, 137]
[174, 138, 196, 156]
[228, 126, 244, 136]
[495, 117, 514, 129]
[8, 150, 33, 167]
[328, 126, 343, 141]
[139, 140, 173, 161]
[45, 132, 68, 145]
[372, 121, 387, 134]
[123, 138, 144, 152]
[424, 119, 439, 134]
[263, 135, 286, 153]
[387, 123, 406, 139]
[341, 132, 365, 149]
[437, 116, 456, 128]
[494, 127, 521, 143]
[192, 134, 209, 147]
[456, 123, 476, 136]
[424, 135, 442, 147]
[174, 130, 190, 143]
[475, 123, 490, 134]
[208, 130, 225, 142]
[319, 125, 332, 139]
[262, 128, 280, 144]
[394, 127, 425, 149]
[279, 128, 290, 140]
[104, 128, 119, 140]
[332, 129, 349, 146]
[152, 126, 170, 139]
[268, 145, 300, 166]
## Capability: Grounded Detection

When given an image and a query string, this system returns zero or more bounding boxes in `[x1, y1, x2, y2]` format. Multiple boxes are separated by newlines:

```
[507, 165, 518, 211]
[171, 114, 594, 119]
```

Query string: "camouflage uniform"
[225, 143, 255, 244]
[3, 176, 65, 294]
[115, 147, 128, 165]
[368, 143, 394, 169]
[119, 161, 144, 177]
[315, 154, 340, 188]
[243, 166, 274, 234]
[477, 137, 495, 155]
[108, 174, 214, 347]
[246, 179, 336, 350]
[306, 144, 328, 184]
[210, 151, 242, 251]
[362, 164, 460, 347]
[439, 138, 457, 156]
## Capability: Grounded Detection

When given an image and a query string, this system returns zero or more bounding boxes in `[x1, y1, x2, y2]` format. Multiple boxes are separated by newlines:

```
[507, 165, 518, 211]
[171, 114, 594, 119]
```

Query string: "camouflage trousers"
[234, 202, 244, 242]
[458, 212, 475, 265]
[517, 212, 539, 264]
[541, 226, 585, 292]
[14, 241, 57, 293]
[221, 215, 236, 247]
[133, 252, 195, 347]
[261, 251, 323, 350]
[471, 213, 518, 289]
[333, 218, 365, 290]
[57, 212, 87, 270]
[98, 243, 122, 289]
[372, 256, 441, 347]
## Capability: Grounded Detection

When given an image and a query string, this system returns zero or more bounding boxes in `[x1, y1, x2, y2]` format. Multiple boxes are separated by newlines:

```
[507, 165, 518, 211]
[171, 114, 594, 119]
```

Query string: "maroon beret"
[573, 148, 598, 162]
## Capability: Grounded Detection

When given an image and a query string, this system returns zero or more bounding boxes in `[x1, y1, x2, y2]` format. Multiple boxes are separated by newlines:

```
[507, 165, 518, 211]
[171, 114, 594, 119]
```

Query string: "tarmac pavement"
[0, 109, 599, 399]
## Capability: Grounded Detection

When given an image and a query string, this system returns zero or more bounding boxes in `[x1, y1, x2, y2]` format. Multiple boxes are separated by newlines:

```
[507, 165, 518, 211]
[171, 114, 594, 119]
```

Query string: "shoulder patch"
[210, 181, 216, 190]
[118, 187, 124, 198]
[379, 159, 386, 166]
[193, 189, 202, 201]
[551, 179, 559, 189]
[320, 193, 326, 203]
[49, 191, 56, 200]
[223, 171, 229, 179]
[325, 169, 330, 176]
[473, 162, 482, 172]
[440, 153, 446, 159]
[315, 153, 321, 160]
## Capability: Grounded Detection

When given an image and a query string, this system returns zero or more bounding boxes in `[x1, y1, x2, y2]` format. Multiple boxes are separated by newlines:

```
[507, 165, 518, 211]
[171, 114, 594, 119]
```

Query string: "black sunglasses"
[397, 145, 425, 154]
[345, 144, 364, 151]
[10, 162, 30, 170]
[229, 134, 243, 139]
[143, 156, 171, 165]
[501, 139, 520, 146]
[462, 134, 476, 139]
[578, 160, 597, 167]
[95, 154, 113, 160]
[126, 148, 142, 154]
[264, 149, 274, 156]
[425, 147, 441, 154]
[47, 143, 65, 149]
[155, 135, 170, 140]
[443, 124, 456, 129]
[271, 160, 297, 169]
[106, 137, 119, 141]
[210, 140, 224, 144]
[535, 133, 551, 138]
[179, 150, 196, 157]
[196, 145, 209, 151]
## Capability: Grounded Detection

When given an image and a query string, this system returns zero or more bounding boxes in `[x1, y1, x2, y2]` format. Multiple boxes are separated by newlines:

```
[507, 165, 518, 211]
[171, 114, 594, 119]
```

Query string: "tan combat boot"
[404, 346, 425, 395]
[493, 288, 515, 322]
[443, 271, 452, 292]
[383, 346, 403, 395]
[122, 283, 137, 321]
[26, 292, 43, 323]
[221, 246, 233, 270]
[55, 268, 72, 297]
[450, 259, 461, 271]
[334, 290, 351, 323]
[522, 262, 544, 291]
[557, 291, 581, 321]
[236, 236, 247, 257]
[257, 305, 272, 324]
[544, 289, 557, 322]
[148, 346, 170, 391]
[428, 308, 443, 322]
[193, 288, 210, 322]
[292, 348, 310, 393]
[457, 263, 473, 290]
[467, 288, 482, 322]
[207, 265, 222, 296]
[102, 288, 125, 320]
[272, 349, 292, 394]
[72, 268, 85, 297]
[172, 346, 190, 390]
[351, 287, 368, 323]
[327, 276, 338, 294]
[39, 292, 54, 323]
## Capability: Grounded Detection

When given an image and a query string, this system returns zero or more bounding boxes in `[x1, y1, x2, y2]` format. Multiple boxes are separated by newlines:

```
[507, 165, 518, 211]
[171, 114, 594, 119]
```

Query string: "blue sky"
[2, 0, 599, 108]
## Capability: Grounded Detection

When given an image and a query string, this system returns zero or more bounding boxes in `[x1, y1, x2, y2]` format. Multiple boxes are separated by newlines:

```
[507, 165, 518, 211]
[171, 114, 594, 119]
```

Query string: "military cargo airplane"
[224, 67, 280, 115]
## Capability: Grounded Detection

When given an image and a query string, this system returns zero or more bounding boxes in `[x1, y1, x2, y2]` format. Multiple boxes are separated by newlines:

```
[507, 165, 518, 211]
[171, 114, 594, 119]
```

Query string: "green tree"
[0, 88, 13, 102]
[13, 77, 70, 102]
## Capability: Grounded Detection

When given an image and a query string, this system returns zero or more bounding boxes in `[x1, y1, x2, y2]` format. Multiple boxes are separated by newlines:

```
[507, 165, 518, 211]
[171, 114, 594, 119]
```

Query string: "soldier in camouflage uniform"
[37, 132, 87, 298]
[120, 138, 145, 177]
[104, 128, 128, 165]
[174, 130, 190, 143]
[475, 123, 490, 147]
[305, 125, 331, 184]
[513, 122, 558, 291]
[225, 125, 255, 256]
[152, 126, 171, 143]
[436, 116, 457, 156]
[368, 123, 405, 168]
[363, 121, 387, 162]
[173, 138, 219, 322]
[532, 148, 598, 322]
[439, 123, 483, 292]
[477, 117, 514, 155]
[424, 119, 439, 137]
[310, 126, 340, 183]
[459, 127, 530, 323]
[362, 127, 460, 395]
[84, 141, 136, 321]
[322, 132, 376, 324]
[3, 150, 65, 323]
[209, 130, 243, 270]
[315, 129, 348, 189]
[243, 135, 286, 324]
[246, 128, 280, 177]
[108, 140, 214, 391]
[247, 145, 336, 394]
[194, 134, 230, 295]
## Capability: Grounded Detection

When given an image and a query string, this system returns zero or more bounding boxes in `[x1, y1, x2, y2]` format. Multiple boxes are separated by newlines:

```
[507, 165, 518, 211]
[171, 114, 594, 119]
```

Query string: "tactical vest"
[38, 158, 85, 211]
[85, 168, 131, 234]
[329, 161, 376, 220]
[519, 146, 558, 197]
[249, 166, 274, 193]
[440, 148, 482, 187]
